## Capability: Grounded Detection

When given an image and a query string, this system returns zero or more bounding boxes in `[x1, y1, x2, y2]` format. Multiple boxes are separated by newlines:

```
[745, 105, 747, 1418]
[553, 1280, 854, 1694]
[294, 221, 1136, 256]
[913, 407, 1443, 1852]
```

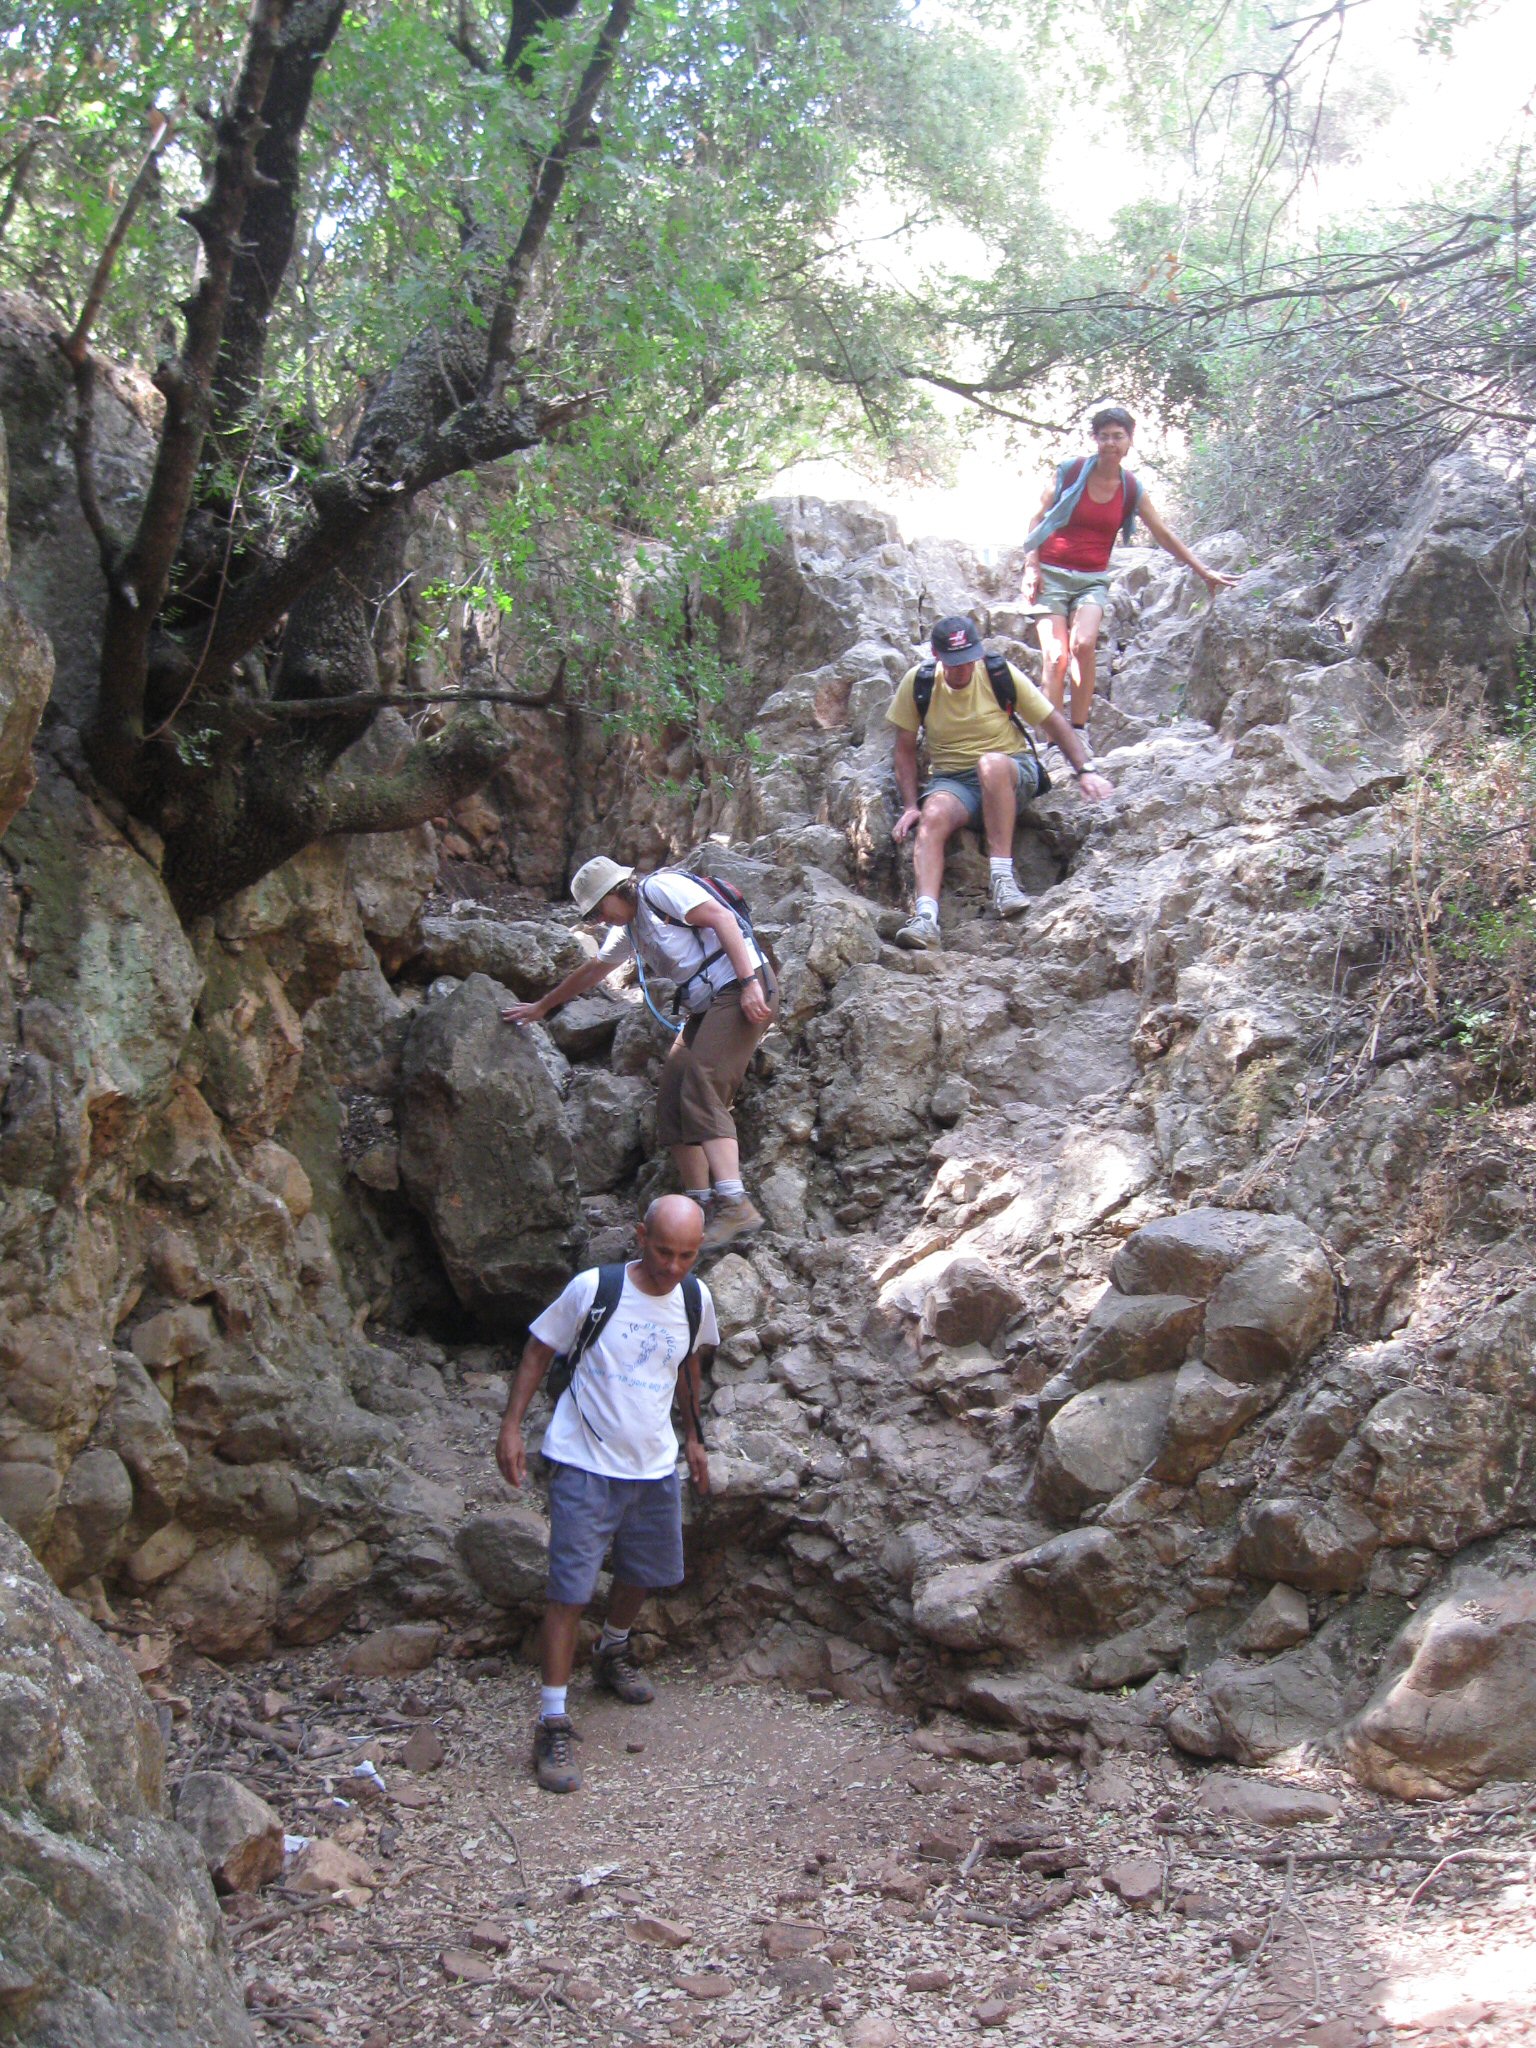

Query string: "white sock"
[598, 1624, 630, 1652]
[540, 1684, 567, 1722]
[915, 895, 939, 922]
[685, 1187, 711, 1208]
[714, 1177, 745, 1203]
[989, 858, 1015, 882]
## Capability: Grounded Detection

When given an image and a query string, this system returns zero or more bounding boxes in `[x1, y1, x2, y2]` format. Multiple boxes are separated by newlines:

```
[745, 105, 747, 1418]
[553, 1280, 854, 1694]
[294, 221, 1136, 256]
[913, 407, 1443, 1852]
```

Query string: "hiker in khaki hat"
[501, 857, 777, 1250]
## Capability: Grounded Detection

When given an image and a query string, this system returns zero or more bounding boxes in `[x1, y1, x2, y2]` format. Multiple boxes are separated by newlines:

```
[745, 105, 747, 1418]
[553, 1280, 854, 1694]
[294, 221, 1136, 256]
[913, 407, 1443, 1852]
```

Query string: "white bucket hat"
[570, 854, 636, 917]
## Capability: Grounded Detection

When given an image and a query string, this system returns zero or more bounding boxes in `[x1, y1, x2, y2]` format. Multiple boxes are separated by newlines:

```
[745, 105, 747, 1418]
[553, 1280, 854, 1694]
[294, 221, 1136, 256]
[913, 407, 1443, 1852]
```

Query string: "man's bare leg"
[976, 751, 1024, 858]
[911, 790, 970, 901]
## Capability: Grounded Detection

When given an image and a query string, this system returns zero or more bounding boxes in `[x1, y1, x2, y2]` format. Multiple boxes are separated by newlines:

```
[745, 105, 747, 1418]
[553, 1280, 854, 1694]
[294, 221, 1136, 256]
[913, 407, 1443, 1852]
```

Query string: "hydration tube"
[632, 950, 683, 1037]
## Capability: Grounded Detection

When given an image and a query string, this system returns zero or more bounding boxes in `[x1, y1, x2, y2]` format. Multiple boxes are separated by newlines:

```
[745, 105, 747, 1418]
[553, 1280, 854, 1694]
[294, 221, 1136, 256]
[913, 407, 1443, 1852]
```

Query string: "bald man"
[496, 1196, 718, 1793]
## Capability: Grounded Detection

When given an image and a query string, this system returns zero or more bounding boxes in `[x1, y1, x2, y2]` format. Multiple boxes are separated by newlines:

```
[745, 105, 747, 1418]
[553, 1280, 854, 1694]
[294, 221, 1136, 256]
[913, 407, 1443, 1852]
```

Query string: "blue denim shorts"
[545, 1459, 685, 1605]
[924, 752, 1044, 827]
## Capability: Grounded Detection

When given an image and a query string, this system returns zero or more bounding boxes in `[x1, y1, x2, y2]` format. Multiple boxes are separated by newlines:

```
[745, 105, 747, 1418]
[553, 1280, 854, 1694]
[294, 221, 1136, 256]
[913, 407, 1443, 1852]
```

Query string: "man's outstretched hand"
[892, 804, 922, 844]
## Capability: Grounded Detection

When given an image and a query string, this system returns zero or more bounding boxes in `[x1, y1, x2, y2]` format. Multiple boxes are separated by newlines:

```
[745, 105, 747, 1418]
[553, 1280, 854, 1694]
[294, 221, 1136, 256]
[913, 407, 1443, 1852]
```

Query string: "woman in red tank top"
[1023, 406, 1237, 734]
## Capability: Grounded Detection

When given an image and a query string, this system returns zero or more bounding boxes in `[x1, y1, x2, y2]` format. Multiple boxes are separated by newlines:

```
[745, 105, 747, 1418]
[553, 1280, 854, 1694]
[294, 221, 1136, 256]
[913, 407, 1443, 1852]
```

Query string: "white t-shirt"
[598, 871, 764, 1014]
[532, 1265, 720, 1481]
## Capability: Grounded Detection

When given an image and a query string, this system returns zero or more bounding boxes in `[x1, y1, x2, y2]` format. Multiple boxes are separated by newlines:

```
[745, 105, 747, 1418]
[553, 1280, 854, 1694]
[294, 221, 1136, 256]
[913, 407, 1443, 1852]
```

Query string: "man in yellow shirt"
[887, 615, 1114, 949]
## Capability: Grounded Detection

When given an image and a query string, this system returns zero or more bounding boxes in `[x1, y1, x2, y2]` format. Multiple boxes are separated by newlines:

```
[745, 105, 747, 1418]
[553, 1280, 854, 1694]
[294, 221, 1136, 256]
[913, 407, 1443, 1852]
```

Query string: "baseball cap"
[930, 615, 985, 666]
[570, 855, 636, 917]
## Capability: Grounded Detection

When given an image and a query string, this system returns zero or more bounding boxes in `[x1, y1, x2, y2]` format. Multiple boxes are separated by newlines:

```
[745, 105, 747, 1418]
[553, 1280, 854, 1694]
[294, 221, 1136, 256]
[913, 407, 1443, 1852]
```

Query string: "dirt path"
[160, 1643, 1536, 2047]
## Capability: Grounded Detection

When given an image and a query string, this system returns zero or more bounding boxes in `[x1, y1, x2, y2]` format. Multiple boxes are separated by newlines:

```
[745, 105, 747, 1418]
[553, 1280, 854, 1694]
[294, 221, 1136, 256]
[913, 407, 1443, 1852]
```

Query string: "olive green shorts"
[1037, 563, 1112, 621]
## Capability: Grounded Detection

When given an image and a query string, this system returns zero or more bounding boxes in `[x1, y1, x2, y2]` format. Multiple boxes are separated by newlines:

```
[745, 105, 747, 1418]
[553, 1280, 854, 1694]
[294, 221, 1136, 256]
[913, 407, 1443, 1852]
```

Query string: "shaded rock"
[397, 973, 582, 1320]
[918, 1257, 1021, 1348]
[193, 939, 304, 1139]
[290, 1838, 377, 1896]
[1358, 1387, 1521, 1553]
[414, 912, 589, 997]
[1346, 1542, 1536, 1799]
[1236, 1495, 1379, 1595]
[176, 1772, 284, 1893]
[1110, 1209, 1321, 1302]
[1198, 1776, 1340, 1826]
[457, 1507, 550, 1607]
[402, 1724, 445, 1773]
[243, 1139, 313, 1220]
[1036, 1374, 1178, 1519]
[40, 1445, 134, 1587]
[546, 992, 626, 1058]
[1153, 1359, 1269, 1486]
[1231, 1584, 1312, 1653]
[1202, 1246, 1335, 1385]
[707, 1253, 767, 1339]
[1103, 1856, 1162, 1907]
[1184, 1643, 1353, 1764]
[1015, 1525, 1143, 1632]
[0, 421, 51, 836]
[962, 1670, 1153, 1752]
[911, 1553, 1047, 1655]
[0, 1517, 256, 2046]
[1064, 1291, 1203, 1390]
[567, 1067, 650, 1193]
[129, 1303, 215, 1369]
[341, 1624, 444, 1678]
[629, 1914, 693, 1947]
[152, 1539, 280, 1659]
[679, 1971, 735, 1999]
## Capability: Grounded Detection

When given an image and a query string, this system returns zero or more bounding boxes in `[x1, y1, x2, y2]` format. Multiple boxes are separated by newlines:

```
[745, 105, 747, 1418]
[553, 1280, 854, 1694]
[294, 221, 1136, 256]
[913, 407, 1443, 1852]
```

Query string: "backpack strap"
[1119, 471, 1141, 543]
[913, 659, 938, 725]
[682, 1273, 702, 1355]
[638, 877, 730, 1011]
[570, 1262, 626, 1369]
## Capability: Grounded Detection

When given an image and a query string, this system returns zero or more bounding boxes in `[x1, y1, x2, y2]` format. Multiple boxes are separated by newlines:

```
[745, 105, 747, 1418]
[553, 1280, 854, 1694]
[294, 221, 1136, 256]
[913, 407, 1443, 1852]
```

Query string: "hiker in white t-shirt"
[496, 1195, 718, 1794]
[501, 856, 778, 1249]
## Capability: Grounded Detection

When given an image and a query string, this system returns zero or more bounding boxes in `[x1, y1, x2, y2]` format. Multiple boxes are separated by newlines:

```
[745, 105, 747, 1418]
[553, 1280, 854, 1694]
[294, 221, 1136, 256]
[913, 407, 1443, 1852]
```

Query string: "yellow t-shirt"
[885, 660, 1054, 777]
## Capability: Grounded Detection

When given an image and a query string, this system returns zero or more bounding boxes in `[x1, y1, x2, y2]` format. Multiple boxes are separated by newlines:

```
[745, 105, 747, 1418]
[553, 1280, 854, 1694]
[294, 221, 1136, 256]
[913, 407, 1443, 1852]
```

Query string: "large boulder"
[397, 973, 583, 1321]
[1109, 1208, 1325, 1303]
[0, 1517, 257, 2046]
[1235, 1494, 1380, 1594]
[0, 414, 51, 836]
[1035, 1374, 1178, 1520]
[1062, 1291, 1203, 1391]
[1346, 1541, 1536, 1799]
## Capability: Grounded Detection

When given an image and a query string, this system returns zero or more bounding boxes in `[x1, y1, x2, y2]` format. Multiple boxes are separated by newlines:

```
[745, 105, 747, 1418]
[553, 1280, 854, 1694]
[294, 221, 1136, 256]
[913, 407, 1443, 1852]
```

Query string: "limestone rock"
[457, 1507, 551, 1606]
[0, 446, 51, 833]
[397, 973, 582, 1320]
[341, 1624, 444, 1678]
[290, 1838, 377, 1896]
[1015, 1525, 1143, 1632]
[152, 1539, 280, 1659]
[1231, 1583, 1312, 1652]
[1202, 1246, 1335, 1385]
[546, 992, 626, 1058]
[918, 1257, 1021, 1347]
[1153, 1359, 1269, 1486]
[1036, 1374, 1178, 1519]
[1109, 1209, 1322, 1302]
[0, 1517, 256, 2046]
[911, 1554, 1046, 1655]
[1064, 1291, 1203, 1390]
[41, 1444, 134, 1587]
[1236, 1495, 1379, 1595]
[1103, 1856, 1162, 1907]
[414, 911, 590, 997]
[176, 1771, 284, 1892]
[1198, 1775, 1340, 1826]
[1347, 1543, 1536, 1799]
[567, 1068, 650, 1193]
[962, 1670, 1152, 1753]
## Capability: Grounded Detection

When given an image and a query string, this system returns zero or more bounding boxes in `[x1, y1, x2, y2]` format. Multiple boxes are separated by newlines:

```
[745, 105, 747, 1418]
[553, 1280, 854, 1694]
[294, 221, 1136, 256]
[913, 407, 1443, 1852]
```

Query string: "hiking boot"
[533, 1713, 583, 1793]
[700, 1194, 766, 1250]
[593, 1637, 655, 1705]
[895, 910, 942, 951]
[990, 871, 1031, 919]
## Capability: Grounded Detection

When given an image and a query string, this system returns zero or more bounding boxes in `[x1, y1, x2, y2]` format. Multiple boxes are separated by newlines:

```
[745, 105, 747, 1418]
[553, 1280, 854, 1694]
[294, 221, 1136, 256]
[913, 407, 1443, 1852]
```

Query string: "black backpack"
[547, 1263, 704, 1408]
[912, 650, 1051, 793]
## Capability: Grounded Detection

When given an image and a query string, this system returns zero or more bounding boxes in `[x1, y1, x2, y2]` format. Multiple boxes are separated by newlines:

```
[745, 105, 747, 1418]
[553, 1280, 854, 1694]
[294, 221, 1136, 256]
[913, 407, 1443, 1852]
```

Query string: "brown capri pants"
[654, 973, 779, 1148]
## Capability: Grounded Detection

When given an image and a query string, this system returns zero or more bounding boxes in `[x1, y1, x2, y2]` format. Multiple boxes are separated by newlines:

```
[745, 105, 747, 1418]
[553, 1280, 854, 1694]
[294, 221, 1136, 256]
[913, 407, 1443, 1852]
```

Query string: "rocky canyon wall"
[4, 285, 1536, 1811]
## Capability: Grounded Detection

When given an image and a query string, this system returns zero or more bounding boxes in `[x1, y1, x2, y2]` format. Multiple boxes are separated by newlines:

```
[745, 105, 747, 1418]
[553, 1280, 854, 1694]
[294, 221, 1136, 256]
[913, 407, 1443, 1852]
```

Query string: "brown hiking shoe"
[532, 1713, 583, 1793]
[592, 1638, 655, 1705]
[699, 1194, 765, 1250]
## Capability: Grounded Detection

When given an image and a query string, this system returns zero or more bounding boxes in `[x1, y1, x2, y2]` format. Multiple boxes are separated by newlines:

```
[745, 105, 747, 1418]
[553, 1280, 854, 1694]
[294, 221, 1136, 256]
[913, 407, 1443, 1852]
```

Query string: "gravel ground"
[147, 1641, 1536, 2048]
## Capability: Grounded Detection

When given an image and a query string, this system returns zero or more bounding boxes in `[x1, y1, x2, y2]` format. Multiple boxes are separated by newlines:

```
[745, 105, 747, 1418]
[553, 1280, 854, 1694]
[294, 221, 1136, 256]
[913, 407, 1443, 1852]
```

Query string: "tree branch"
[480, 0, 637, 399]
[317, 710, 514, 835]
[503, 0, 583, 82]
[60, 114, 176, 370]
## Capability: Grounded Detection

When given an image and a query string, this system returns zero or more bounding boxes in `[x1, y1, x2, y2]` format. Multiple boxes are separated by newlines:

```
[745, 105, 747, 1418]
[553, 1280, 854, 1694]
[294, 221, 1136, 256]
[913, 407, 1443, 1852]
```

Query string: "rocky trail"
[152, 1630, 1536, 2048]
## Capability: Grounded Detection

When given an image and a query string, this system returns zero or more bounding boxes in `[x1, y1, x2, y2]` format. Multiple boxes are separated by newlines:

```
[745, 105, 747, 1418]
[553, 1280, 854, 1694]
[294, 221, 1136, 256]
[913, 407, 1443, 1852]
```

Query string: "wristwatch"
[1073, 759, 1098, 778]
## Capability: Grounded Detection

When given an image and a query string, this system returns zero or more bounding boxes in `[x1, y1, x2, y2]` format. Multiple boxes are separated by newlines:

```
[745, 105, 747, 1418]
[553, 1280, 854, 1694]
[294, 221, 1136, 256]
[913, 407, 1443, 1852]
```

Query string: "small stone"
[441, 1949, 495, 1983]
[388, 1781, 435, 1808]
[905, 1967, 953, 1991]
[877, 1861, 927, 1904]
[1084, 1767, 1137, 1810]
[915, 1827, 972, 1863]
[762, 1922, 822, 1959]
[175, 1772, 283, 1895]
[826, 1938, 858, 1963]
[629, 1914, 693, 1948]
[401, 1724, 446, 1774]
[1102, 1856, 1163, 1908]
[341, 1624, 444, 1678]
[1198, 1776, 1341, 1827]
[678, 1972, 734, 2000]
[906, 1765, 945, 1794]
[1232, 1583, 1312, 1653]
[626, 1740, 645, 1754]
[846, 2017, 902, 2048]
[1018, 1761, 1059, 1796]
[469, 1921, 511, 1952]
[290, 1838, 377, 1896]
[973, 1998, 1017, 2027]
[1228, 1926, 1264, 1957]
[563, 1977, 601, 2006]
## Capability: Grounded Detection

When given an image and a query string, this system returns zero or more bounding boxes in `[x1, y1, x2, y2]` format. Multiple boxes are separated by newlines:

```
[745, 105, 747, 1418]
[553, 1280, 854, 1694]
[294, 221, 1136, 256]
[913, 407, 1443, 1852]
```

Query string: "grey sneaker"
[990, 871, 1031, 919]
[700, 1194, 766, 1250]
[895, 910, 942, 951]
[593, 1638, 655, 1705]
[533, 1713, 583, 1794]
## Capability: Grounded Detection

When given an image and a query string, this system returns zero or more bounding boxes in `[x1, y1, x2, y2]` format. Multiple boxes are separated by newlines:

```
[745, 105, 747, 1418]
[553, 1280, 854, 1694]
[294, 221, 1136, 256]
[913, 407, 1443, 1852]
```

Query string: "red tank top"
[1039, 472, 1124, 572]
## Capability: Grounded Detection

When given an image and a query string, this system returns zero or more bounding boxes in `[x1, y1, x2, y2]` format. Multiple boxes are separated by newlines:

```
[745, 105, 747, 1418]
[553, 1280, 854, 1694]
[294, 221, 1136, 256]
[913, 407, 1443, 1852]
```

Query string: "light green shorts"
[1037, 563, 1112, 622]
